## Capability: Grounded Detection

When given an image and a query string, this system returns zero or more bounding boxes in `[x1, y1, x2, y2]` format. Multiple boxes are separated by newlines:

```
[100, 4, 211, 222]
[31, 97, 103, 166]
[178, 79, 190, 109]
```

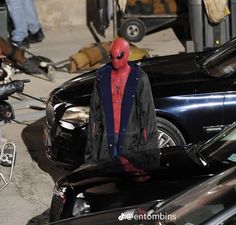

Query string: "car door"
[215, 51, 236, 127]
[224, 80, 236, 127]
[157, 77, 226, 143]
[203, 48, 236, 133]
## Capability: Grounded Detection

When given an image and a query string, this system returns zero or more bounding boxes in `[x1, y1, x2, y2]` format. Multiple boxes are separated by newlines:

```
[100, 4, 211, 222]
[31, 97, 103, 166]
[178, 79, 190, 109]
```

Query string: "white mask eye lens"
[116, 52, 124, 60]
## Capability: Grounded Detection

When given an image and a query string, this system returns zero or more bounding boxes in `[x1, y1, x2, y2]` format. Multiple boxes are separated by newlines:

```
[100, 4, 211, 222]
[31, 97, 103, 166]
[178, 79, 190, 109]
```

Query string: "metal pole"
[19, 92, 46, 104]
[113, 0, 118, 38]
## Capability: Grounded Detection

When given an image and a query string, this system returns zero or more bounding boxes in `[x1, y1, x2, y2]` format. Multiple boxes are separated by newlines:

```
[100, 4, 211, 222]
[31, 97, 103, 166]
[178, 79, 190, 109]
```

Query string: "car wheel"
[119, 19, 146, 42]
[157, 117, 186, 148]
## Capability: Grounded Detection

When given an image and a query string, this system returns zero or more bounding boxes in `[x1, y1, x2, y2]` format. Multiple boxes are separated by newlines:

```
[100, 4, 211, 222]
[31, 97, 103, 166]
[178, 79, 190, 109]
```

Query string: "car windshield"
[196, 38, 236, 78]
[199, 123, 236, 165]
[153, 167, 236, 225]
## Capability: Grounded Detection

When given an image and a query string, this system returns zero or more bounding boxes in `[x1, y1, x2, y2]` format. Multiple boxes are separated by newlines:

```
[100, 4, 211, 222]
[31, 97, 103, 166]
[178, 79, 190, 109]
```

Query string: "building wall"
[36, 0, 87, 27]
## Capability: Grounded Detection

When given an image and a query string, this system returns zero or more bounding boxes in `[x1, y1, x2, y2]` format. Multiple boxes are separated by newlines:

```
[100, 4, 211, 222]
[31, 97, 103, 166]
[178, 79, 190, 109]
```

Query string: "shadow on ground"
[26, 209, 50, 225]
[22, 118, 66, 224]
[21, 117, 65, 182]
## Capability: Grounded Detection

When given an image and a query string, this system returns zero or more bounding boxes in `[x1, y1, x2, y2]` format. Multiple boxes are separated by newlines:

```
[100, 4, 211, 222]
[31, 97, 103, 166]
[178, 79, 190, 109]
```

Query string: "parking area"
[0, 25, 184, 225]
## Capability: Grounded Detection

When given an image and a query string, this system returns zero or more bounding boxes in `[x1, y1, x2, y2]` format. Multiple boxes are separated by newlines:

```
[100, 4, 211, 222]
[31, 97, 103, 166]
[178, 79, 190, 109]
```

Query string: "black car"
[48, 166, 236, 225]
[151, 166, 236, 225]
[45, 37, 236, 169]
[49, 122, 236, 222]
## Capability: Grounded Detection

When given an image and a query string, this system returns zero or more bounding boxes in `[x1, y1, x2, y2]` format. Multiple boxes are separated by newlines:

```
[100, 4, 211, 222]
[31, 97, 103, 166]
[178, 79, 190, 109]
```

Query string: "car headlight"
[50, 184, 67, 221]
[52, 184, 67, 203]
[61, 106, 90, 126]
[72, 193, 90, 217]
[46, 101, 55, 127]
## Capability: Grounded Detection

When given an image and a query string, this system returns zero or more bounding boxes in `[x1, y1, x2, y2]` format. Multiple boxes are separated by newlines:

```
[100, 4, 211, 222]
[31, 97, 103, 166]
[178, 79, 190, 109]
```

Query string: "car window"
[206, 50, 236, 78]
[200, 124, 236, 165]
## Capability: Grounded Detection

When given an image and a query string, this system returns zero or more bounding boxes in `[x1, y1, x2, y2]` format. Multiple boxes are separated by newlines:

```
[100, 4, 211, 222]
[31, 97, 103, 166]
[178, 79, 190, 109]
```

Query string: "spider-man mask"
[110, 37, 130, 70]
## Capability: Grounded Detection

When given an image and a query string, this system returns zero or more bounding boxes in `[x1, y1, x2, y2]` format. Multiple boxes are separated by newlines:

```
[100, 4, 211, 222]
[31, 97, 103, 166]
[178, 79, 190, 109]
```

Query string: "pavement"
[0, 24, 184, 225]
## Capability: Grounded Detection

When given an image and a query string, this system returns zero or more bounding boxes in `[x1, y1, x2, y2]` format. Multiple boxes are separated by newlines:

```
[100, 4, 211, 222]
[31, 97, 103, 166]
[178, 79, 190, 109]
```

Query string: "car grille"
[46, 102, 55, 127]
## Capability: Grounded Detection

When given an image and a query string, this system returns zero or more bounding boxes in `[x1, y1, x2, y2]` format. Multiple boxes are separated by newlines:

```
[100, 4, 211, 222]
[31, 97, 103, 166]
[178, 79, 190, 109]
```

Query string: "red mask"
[110, 38, 129, 70]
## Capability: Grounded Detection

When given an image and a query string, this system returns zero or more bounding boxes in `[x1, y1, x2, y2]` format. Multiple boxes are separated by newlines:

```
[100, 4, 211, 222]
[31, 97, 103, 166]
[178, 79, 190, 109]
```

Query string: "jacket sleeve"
[138, 69, 158, 151]
[85, 76, 103, 162]
[0, 82, 17, 99]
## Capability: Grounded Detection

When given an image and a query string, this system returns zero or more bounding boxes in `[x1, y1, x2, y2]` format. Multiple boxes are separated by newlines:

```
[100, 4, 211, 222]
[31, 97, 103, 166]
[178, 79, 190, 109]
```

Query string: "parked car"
[44, 37, 236, 169]
[49, 166, 236, 225]
[49, 122, 236, 222]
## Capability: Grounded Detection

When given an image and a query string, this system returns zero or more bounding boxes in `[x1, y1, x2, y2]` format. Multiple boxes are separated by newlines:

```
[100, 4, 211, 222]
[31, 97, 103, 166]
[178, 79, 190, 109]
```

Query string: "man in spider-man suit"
[85, 37, 158, 167]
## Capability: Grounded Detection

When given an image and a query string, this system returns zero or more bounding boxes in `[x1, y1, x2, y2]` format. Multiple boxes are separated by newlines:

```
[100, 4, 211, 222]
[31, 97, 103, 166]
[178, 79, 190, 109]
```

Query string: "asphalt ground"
[0, 25, 184, 225]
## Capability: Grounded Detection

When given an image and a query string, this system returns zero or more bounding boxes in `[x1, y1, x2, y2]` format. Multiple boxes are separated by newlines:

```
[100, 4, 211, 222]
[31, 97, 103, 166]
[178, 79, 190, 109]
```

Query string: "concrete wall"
[36, 0, 87, 27]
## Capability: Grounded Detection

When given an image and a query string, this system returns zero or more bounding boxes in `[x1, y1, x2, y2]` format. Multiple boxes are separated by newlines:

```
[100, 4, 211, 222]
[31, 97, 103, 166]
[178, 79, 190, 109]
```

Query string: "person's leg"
[24, 0, 44, 43]
[5, 0, 28, 42]
[24, 0, 40, 34]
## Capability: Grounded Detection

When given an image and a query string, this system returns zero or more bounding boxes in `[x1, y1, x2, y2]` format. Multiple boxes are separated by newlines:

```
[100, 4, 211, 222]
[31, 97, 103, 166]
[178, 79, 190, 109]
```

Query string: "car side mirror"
[200, 65, 210, 75]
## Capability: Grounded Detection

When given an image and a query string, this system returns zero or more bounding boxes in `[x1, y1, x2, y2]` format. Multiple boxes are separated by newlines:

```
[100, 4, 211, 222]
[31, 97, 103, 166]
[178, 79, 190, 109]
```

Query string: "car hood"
[57, 146, 206, 188]
[50, 70, 96, 104]
[55, 147, 223, 214]
[50, 52, 203, 104]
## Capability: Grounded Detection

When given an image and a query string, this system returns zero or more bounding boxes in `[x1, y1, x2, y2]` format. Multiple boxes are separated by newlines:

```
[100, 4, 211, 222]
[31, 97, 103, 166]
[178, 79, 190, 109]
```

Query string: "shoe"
[28, 28, 45, 43]
[11, 37, 30, 49]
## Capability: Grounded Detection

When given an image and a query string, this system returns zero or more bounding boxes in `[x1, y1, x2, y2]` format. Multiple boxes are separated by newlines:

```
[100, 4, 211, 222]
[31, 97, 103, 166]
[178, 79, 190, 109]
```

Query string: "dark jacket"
[85, 62, 158, 162]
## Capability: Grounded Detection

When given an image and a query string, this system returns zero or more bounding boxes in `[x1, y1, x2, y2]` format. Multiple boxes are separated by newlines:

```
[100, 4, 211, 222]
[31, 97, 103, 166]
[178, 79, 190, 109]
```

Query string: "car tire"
[157, 117, 186, 148]
[119, 19, 146, 42]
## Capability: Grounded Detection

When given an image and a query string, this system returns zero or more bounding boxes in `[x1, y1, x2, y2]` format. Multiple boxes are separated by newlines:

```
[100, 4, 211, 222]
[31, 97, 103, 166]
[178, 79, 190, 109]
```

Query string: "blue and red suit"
[85, 38, 159, 179]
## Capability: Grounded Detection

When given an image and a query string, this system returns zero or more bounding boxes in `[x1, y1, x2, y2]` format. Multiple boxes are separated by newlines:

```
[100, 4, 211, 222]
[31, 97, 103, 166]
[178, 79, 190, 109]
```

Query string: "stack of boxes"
[188, 0, 236, 52]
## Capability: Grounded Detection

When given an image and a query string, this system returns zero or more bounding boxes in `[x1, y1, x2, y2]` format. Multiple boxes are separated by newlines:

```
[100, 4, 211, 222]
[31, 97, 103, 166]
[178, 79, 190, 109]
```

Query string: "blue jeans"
[6, 0, 41, 42]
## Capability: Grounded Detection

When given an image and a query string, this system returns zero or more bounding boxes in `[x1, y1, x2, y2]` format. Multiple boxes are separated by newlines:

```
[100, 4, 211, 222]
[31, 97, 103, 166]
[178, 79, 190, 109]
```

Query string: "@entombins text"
[118, 212, 176, 221]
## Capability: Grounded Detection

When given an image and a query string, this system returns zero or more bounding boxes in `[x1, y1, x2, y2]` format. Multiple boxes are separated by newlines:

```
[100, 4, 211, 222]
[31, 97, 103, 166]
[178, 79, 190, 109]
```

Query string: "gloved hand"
[11, 79, 30, 93]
